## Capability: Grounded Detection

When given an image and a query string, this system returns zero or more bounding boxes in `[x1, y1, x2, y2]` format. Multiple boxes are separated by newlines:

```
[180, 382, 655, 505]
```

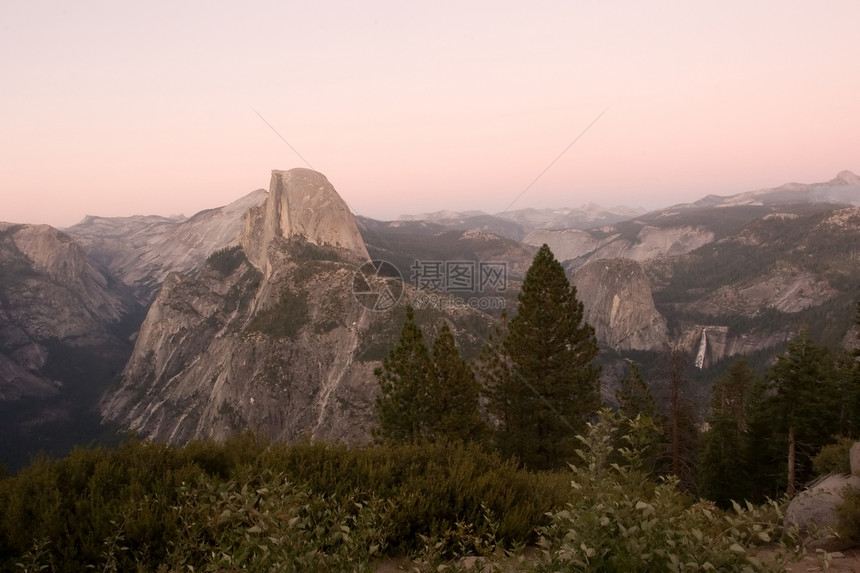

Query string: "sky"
[2, 1, 859, 228]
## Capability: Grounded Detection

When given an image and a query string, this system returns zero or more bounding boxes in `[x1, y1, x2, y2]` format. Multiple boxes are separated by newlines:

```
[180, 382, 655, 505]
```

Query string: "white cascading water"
[694, 328, 707, 369]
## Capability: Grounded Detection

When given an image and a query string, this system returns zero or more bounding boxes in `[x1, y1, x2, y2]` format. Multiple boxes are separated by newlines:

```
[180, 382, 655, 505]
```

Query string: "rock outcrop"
[571, 259, 669, 351]
[0, 223, 141, 469]
[101, 169, 489, 445]
[524, 225, 714, 268]
[100, 245, 381, 443]
[242, 169, 369, 271]
[784, 473, 860, 549]
[0, 224, 139, 400]
[68, 190, 267, 303]
[675, 325, 792, 369]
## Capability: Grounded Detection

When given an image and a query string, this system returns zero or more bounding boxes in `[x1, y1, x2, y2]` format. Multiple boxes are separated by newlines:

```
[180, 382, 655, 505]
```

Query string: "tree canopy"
[374, 307, 485, 444]
[480, 244, 601, 470]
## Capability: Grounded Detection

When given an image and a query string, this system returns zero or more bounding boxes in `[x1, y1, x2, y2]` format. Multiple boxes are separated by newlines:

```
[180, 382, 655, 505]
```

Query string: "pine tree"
[699, 358, 757, 507]
[616, 363, 657, 421]
[480, 244, 601, 470]
[615, 362, 662, 474]
[373, 306, 433, 443]
[765, 331, 838, 497]
[374, 309, 487, 444]
[426, 322, 487, 443]
[650, 346, 699, 491]
[743, 375, 783, 502]
[665, 347, 698, 489]
[832, 349, 860, 438]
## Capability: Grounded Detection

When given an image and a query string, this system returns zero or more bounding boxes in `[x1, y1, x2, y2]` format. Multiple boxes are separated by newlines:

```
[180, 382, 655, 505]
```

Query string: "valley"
[2, 169, 860, 471]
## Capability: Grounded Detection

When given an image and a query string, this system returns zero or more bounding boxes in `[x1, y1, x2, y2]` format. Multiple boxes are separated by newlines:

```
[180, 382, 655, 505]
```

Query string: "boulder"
[850, 442, 860, 476]
[784, 474, 860, 550]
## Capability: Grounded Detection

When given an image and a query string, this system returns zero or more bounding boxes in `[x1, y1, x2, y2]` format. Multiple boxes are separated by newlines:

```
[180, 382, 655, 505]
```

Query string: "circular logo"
[352, 260, 403, 311]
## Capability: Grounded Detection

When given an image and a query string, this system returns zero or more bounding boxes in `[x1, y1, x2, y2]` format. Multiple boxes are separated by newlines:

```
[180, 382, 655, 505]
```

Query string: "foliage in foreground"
[0, 416, 802, 572]
[536, 410, 800, 572]
[0, 436, 565, 571]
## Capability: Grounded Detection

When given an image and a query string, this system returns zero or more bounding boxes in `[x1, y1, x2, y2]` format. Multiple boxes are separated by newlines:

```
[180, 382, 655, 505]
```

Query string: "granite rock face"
[785, 474, 860, 550]
[242, 169, 369, 271]
[571, 258, 669, 351]
[0, 224, 139, 401]
[523, 225, 715, 267]
[0, 222, 141, 470]
[99, 244, 381, 444]
[100, 169, 487, 445]
[68, 190, 267, 303]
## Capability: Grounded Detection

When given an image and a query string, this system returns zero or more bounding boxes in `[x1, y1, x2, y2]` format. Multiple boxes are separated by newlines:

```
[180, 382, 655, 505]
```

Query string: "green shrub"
[257, 439, 569, 554]
[536, 410, 800, 572]
[0, 439, 209, 571]
[813, 436, 854, 475]
[0, 436, 571, 570]
[166, 470, 388, 572]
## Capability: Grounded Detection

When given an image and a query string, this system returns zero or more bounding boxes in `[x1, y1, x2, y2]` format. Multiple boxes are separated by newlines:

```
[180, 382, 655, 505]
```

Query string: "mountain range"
[2, 169, 859, 470]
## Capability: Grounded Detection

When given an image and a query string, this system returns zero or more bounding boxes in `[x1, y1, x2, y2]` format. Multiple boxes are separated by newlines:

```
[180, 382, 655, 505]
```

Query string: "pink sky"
[2, 1, 859, 228]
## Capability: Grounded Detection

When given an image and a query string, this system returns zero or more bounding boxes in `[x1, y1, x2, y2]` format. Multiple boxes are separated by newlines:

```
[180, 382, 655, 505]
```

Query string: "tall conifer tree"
[699, 358, 757, 507]
[765, 331, 837, 496]
[480, 244, 601, 470]
[375, 309, 486, 444]
[616, 363, 657, 421]
[373, 306, 433, 443]
[427, 322, 487, 443]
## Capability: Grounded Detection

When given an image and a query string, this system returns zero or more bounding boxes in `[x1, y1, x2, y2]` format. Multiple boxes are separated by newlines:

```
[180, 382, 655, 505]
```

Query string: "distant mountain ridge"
[396, 204, 646, 240]
[3, 168, 860, 470]
[687, 170, 860, 209]
[67, 190, 268, 303]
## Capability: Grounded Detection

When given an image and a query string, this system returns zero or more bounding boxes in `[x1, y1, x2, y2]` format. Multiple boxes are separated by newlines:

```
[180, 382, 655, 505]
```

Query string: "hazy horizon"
[3, 1, 859, 228]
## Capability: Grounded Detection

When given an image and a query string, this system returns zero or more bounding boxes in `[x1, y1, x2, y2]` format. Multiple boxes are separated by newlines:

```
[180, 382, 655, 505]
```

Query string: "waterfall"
[694, 328, 707, 369]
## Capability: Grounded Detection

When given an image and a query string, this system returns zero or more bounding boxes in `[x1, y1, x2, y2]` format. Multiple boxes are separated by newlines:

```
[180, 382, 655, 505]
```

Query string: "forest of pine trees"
[375, 246, 860, 504]
[375, 244, 601, 470]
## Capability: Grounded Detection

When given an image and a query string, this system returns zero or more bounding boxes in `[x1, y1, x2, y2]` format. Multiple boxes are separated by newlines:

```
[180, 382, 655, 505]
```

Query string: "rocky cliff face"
[68, 189, 267, 302]
[100, 242, 380, 443]
[242, 169, 369, 272]
[571, 258, 669, 351]
[524, 225, 714, 268]
[0, 223, 141, 469]
[101, 169, 488, 445]
[678, 325, 791, 370]
[0, 224, 139, 399]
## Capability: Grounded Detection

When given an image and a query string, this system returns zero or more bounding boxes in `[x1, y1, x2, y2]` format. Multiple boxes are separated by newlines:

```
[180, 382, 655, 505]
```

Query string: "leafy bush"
[536, 410, 800, 572]
[165, 469, 389, 572]
[258, 439, 569, 553]
[813, 436, 854, 475]
[0, 423, 803, 571]
[0, 440, 206, 571]
[0, 436, 571, 570]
